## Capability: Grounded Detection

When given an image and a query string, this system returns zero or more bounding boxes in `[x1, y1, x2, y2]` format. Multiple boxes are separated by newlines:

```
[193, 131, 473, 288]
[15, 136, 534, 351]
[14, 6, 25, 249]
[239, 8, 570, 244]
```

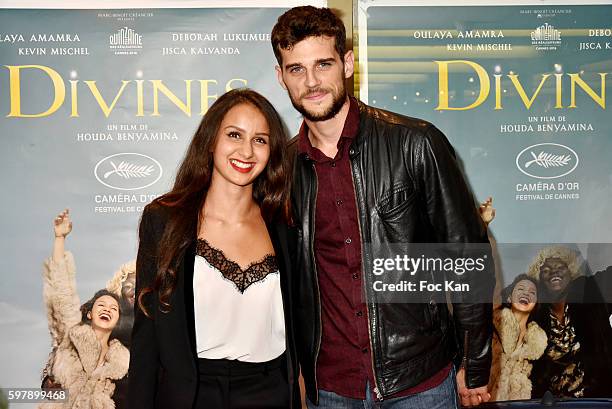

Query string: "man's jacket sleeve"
[415, 124, 495, 388]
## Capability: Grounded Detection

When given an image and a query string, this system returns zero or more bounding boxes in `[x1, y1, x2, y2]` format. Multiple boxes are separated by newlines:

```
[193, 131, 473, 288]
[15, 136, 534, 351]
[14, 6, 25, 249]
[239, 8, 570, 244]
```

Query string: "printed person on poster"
[271, 6, 494, 408]
[528, 246, 612, 398]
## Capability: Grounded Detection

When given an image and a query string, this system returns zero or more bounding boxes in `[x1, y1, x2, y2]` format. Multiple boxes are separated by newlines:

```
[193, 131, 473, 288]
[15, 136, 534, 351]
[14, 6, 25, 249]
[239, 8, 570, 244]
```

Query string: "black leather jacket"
[289, 100, 494, 403]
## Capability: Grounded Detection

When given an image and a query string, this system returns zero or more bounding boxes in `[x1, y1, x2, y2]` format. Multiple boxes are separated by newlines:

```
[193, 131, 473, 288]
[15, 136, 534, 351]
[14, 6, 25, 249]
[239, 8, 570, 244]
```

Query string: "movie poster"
[0, 2, 323, 407]
[1, 0, 610, 405]
[359, 0, 612, 400]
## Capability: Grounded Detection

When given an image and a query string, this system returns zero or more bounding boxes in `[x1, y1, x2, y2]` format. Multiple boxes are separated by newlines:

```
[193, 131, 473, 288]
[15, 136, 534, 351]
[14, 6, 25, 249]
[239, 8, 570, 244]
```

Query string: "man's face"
[540, 257, 572, 295]
[276, 35, 354, 122]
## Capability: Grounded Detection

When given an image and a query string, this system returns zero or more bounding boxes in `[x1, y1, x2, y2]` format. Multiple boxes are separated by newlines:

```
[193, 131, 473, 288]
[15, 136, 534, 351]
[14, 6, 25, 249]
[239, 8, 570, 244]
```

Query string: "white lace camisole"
[193, 238, 285, 362]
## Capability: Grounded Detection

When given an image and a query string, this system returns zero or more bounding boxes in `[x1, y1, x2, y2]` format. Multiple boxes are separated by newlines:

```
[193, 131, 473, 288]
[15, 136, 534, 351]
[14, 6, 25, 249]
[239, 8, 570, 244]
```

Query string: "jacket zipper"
[462, 329, 469, 380]
[349, 153, 383, 401]
[309, 161, 323, 404]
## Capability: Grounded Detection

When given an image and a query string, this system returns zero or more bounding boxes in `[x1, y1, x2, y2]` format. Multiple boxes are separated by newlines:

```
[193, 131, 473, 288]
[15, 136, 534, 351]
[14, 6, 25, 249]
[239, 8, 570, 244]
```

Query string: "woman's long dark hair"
[139, 88, 291, 315]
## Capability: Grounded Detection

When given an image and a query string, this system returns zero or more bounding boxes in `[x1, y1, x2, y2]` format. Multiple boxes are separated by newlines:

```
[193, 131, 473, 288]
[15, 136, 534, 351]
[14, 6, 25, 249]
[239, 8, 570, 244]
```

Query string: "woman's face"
[211, 103, 271, 188]
[88, 295, 120, 331]
[509, 279, 537, 313]
[540, 257, 571, 294]
[121, 274, 136, 307]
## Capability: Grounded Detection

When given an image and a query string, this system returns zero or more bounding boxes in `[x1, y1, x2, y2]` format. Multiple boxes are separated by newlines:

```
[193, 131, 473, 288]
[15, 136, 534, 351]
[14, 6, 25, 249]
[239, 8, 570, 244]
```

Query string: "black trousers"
[194, 353, 290, 409]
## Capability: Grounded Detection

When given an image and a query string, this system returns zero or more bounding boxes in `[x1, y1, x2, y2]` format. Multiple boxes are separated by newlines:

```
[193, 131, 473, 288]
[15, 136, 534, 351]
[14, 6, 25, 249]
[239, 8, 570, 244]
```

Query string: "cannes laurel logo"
[95, 153, 162, 190]
[516, 143, 578, 179]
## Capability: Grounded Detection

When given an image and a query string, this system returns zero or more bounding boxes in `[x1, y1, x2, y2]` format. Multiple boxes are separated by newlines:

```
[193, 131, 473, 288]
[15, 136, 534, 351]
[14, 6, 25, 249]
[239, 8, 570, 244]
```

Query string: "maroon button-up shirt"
[298, 97, 450, 400]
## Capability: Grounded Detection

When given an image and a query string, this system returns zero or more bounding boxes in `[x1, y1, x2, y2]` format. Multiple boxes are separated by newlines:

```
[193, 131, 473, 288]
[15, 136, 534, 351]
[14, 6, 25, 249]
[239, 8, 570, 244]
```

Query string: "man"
[271, 6, 494, 408]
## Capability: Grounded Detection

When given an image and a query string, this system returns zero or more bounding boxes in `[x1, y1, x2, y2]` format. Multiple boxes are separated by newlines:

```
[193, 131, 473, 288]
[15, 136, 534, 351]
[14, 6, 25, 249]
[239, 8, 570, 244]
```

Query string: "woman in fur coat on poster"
[40, 209, 129, 409]
[488, 274, 547, 401]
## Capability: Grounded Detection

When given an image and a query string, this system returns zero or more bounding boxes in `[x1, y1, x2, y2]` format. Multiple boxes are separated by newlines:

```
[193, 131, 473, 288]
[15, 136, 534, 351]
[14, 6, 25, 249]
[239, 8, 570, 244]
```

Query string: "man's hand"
[456, 367, 490, 407]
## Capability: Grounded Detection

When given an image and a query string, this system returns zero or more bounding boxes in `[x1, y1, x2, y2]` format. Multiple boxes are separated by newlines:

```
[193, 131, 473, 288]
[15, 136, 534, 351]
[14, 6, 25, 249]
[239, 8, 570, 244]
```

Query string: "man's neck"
[305, 97, 351, 158]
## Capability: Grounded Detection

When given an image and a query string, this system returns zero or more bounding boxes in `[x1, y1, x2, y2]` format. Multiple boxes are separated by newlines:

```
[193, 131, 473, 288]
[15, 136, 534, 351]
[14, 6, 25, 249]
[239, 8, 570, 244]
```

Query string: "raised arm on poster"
[40, 209, 129, 409]
[478, 197, 495, 227]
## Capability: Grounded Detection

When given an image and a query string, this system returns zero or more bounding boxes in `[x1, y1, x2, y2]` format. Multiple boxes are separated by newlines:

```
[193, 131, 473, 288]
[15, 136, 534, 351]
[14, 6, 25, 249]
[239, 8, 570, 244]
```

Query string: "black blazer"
[128, 202, 299, 409]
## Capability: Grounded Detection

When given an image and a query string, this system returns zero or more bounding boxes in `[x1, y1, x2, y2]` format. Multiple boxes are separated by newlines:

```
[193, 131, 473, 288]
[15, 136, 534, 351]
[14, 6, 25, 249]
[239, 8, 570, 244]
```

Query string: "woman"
[105, 260, 136, 409]
[528, 246, 612, 398]
[106, 260, 136, 309]
[105, 260, 136, 347]
[41, 209, 130, 409]
[128, 88, 298, 409]
[488, 274, 547, 401]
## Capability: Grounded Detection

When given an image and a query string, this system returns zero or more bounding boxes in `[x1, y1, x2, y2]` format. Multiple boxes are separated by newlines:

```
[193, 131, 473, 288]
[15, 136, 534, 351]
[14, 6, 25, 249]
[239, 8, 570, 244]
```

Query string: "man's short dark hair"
[271, 6, 346, 66]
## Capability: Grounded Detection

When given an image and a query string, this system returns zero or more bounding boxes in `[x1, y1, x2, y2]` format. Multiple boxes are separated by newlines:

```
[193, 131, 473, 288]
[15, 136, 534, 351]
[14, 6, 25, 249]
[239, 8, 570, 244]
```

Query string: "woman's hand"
[52, 209, 72, 263]
[54, 209, 72, 238]
[478, 197, 495, 227]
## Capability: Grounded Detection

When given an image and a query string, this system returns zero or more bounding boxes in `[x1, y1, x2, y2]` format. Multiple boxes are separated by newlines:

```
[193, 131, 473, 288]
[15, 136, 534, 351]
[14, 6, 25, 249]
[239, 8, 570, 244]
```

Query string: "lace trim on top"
[196, 238, 278, 294]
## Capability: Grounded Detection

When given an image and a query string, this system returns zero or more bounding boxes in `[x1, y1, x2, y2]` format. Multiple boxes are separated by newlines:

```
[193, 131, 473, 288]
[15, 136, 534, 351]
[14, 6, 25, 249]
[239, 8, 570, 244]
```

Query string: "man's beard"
[289, 84, 347, 122]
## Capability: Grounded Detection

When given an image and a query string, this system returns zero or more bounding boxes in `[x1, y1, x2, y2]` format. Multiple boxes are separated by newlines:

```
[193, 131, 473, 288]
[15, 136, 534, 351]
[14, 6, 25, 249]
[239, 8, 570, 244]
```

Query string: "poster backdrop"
[359, 0, 612, 400]
[359, 1, 611, 278]
[0, 3, 323, 405]
[0, 0, 610, 405]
